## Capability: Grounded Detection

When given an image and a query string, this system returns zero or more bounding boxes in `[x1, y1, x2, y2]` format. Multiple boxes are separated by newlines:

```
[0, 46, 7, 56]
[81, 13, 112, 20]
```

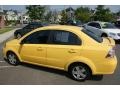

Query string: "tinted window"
[50, 30, 81, 45]
[95, 23, 101, 29]
[23, 30, 50, 44]
[82, 29, 103, 43]
[88, 22, 101, 29]
[32, 24, 42, 29]
[88, 22, 96, 27]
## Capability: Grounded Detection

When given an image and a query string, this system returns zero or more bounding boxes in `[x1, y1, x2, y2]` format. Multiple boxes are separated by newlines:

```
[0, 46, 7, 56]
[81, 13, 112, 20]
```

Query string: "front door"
[19, 30, 51, 64]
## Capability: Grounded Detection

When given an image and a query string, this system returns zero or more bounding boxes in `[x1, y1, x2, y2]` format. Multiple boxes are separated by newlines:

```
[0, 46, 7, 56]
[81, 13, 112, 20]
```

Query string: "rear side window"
[82, 29, 103, 43]
[50, 30, 81, 45]
[88, 22, 101, 29]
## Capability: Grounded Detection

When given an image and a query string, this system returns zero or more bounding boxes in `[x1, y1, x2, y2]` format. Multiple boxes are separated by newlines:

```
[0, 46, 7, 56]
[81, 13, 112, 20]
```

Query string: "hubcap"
[72, 66, 87, 80]
[8, 54, 16, 64]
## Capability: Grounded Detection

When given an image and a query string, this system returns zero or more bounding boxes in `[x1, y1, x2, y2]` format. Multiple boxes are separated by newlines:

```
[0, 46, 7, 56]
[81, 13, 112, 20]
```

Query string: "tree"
[75, 7, 92, 23]
[45, 10, 52, 23]
[93, 5, 114, 22]
[26, 5, 46, 21]
[60, 10, 69, 24]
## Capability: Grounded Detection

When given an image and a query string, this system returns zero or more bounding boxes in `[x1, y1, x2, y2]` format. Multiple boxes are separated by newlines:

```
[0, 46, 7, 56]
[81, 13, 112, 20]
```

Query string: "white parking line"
[0, 66, 15, 69]
[0, 61, 5, 63]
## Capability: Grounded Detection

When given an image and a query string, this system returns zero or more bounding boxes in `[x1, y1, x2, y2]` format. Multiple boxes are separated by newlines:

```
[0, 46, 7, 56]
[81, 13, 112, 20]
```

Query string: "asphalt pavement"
[0, 37, 120, 85]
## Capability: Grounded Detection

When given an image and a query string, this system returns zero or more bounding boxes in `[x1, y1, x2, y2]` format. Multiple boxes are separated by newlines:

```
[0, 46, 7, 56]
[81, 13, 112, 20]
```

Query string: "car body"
[14, 22, 48, 39]
[84, 21, 120, 40]
[115, 20, 120, 28]
[3, 25, 117, 81]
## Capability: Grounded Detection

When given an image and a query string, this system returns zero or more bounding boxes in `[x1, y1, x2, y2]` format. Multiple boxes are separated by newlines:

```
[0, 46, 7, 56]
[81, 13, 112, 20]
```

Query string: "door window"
[22, 30, 50, 44]
[50, 30, 81, 45]
[88, 22, 101, 29]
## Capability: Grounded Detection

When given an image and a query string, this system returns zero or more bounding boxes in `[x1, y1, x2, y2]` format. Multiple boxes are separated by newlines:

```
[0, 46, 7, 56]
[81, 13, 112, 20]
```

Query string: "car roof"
[36, 25, 83, 32]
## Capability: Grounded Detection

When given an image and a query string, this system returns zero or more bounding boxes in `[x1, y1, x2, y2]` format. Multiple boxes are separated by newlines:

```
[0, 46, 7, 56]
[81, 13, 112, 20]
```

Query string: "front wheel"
[68, 63, 91, 81]
[7, 52, 20, 66]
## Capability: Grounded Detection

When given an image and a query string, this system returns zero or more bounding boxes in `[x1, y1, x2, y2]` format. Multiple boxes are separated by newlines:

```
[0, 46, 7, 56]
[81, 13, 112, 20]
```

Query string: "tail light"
[106, 46, 115, 58]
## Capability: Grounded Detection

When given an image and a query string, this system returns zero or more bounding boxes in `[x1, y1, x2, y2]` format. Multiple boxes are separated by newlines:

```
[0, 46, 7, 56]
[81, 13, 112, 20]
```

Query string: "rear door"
[46, 30, 82, 69]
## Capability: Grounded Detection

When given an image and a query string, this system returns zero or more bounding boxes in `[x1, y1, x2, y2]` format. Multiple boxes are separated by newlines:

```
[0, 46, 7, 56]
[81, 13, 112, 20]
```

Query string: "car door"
[46, 30, 82, 69]
[19, 30, 51, 64]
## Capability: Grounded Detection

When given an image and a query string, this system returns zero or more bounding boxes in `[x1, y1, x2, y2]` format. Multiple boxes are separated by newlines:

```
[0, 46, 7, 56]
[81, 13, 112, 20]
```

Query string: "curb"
[0, 28, 19, 43]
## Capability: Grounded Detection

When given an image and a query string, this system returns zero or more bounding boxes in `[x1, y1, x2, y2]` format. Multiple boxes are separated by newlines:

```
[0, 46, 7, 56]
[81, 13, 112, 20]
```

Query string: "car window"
[101, 23, 116, 29]
[88, 22, 101, 29]
[22, 30, 50, 44]
[50, 30, 81, 45]
[32, 24, 42, 29]
[82, 29, 103, 43]
[95, 23, 101, 29]
[88, 22, 96, 27]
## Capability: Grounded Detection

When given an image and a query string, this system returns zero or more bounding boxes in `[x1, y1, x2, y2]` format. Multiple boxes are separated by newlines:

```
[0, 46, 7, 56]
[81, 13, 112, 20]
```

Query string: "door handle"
[37, 47, 43, 51]
[68, 49, 76, 53]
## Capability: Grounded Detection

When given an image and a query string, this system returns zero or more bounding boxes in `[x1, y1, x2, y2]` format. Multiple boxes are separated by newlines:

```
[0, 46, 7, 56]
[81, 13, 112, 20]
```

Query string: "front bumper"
[2, 46, 7, 59]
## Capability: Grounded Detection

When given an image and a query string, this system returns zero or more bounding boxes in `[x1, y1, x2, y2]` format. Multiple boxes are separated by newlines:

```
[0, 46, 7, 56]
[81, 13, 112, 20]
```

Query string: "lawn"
[0, 27, 13, 34]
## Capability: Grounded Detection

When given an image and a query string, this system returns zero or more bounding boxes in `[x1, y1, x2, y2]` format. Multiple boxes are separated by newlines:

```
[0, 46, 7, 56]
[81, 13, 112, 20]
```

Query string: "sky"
[1, 5, 120, 12]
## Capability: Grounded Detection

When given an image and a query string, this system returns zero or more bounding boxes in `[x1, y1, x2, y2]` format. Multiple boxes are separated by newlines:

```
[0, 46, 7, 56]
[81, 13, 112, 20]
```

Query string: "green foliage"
[93, 5, 115, 22]
[60, 10, 69, 24]
[75, 7, 91, 23]
[45, 11, 52, 23]
[0, 27, 13, 34]
[26, 5, 46, 21]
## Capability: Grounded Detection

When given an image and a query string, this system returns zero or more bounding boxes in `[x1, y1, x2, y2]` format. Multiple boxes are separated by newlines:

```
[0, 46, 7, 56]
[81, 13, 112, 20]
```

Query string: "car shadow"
[20, 62, 103, 82]
[115, 40, 120, 44]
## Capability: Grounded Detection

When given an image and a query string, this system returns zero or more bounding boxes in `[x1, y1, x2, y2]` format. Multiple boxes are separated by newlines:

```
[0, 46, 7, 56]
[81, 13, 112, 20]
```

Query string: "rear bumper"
[93, 57, 117, 75]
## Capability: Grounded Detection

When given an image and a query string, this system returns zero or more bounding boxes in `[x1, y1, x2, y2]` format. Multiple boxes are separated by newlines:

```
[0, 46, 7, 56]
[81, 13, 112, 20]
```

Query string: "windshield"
[101, 23, 116, 29]
[82, 29, 103, 43]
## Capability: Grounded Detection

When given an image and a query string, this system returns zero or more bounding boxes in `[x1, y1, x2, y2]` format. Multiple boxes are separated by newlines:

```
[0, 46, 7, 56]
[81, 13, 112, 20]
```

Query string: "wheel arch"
[101, 33, 108, 37]
[65, 59, 96, 75]
[6, 50, 22, 62]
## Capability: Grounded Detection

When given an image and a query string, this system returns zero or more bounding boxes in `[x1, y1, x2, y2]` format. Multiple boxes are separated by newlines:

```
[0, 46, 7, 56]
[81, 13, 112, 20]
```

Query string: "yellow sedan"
[3, 25, 117, 81]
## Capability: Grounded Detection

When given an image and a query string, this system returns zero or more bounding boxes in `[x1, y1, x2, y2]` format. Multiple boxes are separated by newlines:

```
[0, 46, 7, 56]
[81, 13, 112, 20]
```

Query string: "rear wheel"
[7, 52, 20, 66]
[68, 63, 91, 81]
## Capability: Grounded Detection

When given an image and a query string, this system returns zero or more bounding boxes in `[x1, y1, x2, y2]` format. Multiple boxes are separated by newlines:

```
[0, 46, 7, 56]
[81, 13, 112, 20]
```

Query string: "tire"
[68, 63, 91, 81]
[7, 52, 20, 66]
[16, 33, 22, 39]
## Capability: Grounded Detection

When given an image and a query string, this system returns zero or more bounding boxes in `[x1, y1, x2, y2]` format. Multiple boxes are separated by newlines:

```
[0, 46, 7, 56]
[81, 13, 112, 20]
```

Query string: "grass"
[0, 27, 13, 34]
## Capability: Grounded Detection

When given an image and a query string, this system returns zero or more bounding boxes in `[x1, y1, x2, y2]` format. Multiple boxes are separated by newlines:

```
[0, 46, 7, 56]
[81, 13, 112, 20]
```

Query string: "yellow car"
[3, 25, 117, 81]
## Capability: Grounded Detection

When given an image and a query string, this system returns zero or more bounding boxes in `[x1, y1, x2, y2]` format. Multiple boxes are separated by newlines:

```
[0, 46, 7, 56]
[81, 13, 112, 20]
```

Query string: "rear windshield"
[82, 29, 103, 43]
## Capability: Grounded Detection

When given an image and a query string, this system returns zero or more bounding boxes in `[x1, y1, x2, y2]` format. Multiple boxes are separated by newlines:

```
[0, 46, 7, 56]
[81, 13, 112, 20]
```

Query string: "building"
[65, 7, 75, 20]
[0, 6, 5, 28]
[4, 10, 19, 21]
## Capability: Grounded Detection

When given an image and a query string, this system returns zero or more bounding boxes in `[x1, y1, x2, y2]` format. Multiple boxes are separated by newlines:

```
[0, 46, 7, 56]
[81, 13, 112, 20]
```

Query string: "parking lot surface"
[0, 38, 120, 85]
